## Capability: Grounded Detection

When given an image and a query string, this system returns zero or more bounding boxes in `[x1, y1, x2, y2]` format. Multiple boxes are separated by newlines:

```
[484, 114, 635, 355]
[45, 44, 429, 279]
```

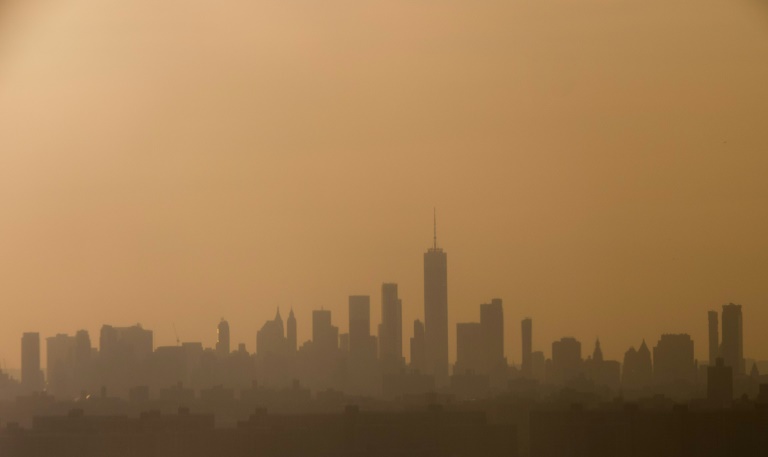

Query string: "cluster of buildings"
[1, 227, 760, 406]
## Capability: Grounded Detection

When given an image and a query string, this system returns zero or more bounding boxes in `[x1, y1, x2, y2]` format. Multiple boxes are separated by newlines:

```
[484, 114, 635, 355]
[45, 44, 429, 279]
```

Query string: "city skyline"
[1, 0, 768, 372]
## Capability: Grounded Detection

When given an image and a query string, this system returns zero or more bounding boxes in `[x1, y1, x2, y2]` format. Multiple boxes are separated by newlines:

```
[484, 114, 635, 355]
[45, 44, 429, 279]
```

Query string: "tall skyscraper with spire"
[287, 309, 297, 353]
[424, 210, 448, 385]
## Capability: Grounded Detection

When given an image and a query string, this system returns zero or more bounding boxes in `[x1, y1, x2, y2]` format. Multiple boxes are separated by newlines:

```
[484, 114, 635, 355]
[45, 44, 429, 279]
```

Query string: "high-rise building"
[21, 332, 43, 391]
[410, 319, 426, 372]
[721, 303, 744, 375]
[349, 295, 374, 360]
[480, 299, 504, 373]
[521, 318, 533, 377]
[216, 319, 230, 357]
[256, 309, 286, 357]
[455, 323, 483, 375]
[424, 215, 448, 385]
[379, 283, 403, 373]
[707, 358, 733, 405]
[47, 333, 76, 397]
[287, 309, 297, 353]
[708, 311, 719, 366]
[622, 339, 653, 391]
[653, 334, 695, 386]
[551, 337, 582, 384]
[99, 324, 153, 362]
[312, 309, 338, 354]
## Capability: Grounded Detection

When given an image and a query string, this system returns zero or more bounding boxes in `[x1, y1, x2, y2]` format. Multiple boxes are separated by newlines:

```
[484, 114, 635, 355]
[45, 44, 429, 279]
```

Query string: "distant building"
[708, 311, 719, 366]
[100, 324, 153, 362]
[256, 309, 286, 358]
[584, 339, 621, 391]
[653, 334, 695, 386]
[287, 309, 297, 353]
[46, 334, 76, 398]
[424, 219, 448, 385]
[410, 319, 426, 372]
[216, 319, 230, 357]
[455, 323, 483, 375]
[312, 309, 338, 354]
[551, 337, 582, 384]
[348, 295, 375, 361]
[721, 303, 744, 375]
[21, 332, 44, 391]
[622, 340, 652, 391]
[521, 318, 533, 378]
[480, 299, 505, 375]
[378, 283, 404, 373]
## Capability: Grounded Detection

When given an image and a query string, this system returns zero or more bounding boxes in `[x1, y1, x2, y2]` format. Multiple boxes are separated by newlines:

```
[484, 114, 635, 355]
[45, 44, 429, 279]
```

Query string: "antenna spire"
[433, 207, 437, 249]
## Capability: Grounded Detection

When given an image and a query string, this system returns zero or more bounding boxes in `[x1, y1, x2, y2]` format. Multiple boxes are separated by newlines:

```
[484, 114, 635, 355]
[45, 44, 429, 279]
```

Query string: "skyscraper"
[721, 303, 744, 375]
[287, 309, 297, 353]
[256, 308, 286, 357]
[349, 295, 374, 360]
[653, 334, 695, 386]
[410, 319, 426, 372]
[521, 318, 533, 377]
[216, 319, 230, 357]
[708, 310, 719, 366]
[455, 322, 483, 375]
[47, 333, 76, 397]
[551, 337, 582, 384]
[424, 214, 448, 385]
[312, 309, 338, 354]
[21, 332, 43, 391]
[480, 299, 504, 373]
[379, 283, 403, 373]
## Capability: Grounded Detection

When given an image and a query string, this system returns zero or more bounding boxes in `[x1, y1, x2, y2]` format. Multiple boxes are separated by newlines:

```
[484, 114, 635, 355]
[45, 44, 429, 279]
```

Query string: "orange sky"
[1, 0, 768, 371]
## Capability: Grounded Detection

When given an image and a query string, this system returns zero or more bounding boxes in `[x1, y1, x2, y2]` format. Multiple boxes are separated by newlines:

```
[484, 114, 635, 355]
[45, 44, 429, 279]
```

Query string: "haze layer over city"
[1, 0, 768, 373]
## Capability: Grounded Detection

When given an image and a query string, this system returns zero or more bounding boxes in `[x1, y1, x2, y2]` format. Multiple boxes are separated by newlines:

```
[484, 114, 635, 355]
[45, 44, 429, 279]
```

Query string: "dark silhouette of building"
[455, 322, 483, 375]
[256, 308, 286, 358]
[348, 295, 375, 361]
[584, 339, 621, 391]
[100, 324, 153, 362]
[378, 283, 404, 374]
[287, 309, 297, 353]
[721, 303, 744, 375]
[480, 298, 505, 377]
[21, 332, 44, 392]
[424, 215, 448, 385]
[653, 334, 696, 388]
[551, 337, 582, 385]
[312, 309, 338, 354]
[707, 357, 733, 405]
[410, 319, 426, 373]
[622, 339, 653, 392]
[216, 319, 230, 357]
[708, 310, 719, 366]
[46, 333, 76, 398]
[521, 318, 532, 378]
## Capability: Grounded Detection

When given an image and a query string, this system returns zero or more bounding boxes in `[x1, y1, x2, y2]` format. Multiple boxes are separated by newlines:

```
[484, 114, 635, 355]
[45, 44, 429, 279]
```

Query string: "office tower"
[455, 323, 483, 375]
[410, 319, 426, 372]
[99, 324, 153, 362]
[349, 295, 375, 360]
[379, 283, 403, 373]
[551, 337, 582, 384]
[47, 333, 76, 397]
[74, 330, 91, 365]
[522, 318, 533, 377]
[622, 339, 653, 390]
[287, 309, 297, 353]
[708, 311, 719, 366]
[653, 334, 695, 385]
[480, 298, 504, 373]
[21, 332, 43, 391]
[216, 319, 230, 357]
[721, 303, 744, 375]
[257, 308, 286, 357]
[424, 215, 448, 385]
[312, 309, 338, 354]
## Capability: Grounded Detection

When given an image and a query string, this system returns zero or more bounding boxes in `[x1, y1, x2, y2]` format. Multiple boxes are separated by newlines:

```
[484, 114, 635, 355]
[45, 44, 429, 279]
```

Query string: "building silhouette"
[551, 337, 582, 385]
[348, 295, 375, 361]
[480, 298, 505, 377]
[721, 303, 744, 375]
[708, 310, 719, 366]
[21, 332, 44, 392]
[653, 334, 696, 389]
[410, 319, 426, 373]
[622, 340, 653, 392]
[455, 322, 483, 375]
[423, 218, 448, 386]
[378, 283, 404, 374]
[256, 309, 286, 358]
[521, 318, 532, 378]
[707, 357, 733, 405]
[216, 319, 230, 357]
[287, 309, 297, 353]
[312, 309, 338, 354]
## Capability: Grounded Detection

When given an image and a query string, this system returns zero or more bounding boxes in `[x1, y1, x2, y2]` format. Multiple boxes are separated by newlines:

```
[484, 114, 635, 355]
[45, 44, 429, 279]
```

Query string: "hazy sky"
[1, 0, 767, 370]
